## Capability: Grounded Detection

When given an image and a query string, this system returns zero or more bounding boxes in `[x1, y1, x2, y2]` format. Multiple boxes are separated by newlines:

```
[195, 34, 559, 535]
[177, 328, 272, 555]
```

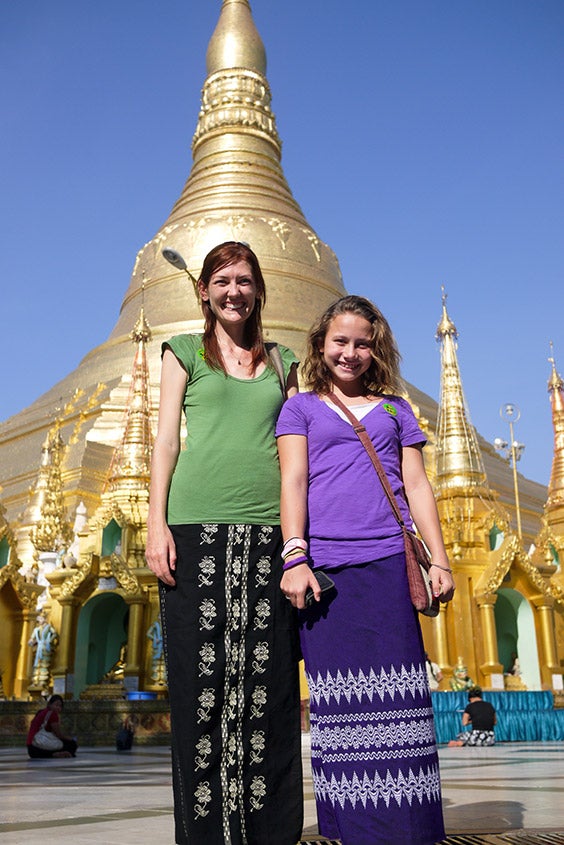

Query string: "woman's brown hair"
[302, 295, 403, 395]
[199, 242, 267, 373]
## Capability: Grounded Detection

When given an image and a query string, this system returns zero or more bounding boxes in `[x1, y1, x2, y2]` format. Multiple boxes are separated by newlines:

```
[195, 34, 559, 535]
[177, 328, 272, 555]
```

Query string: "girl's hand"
[281, 563, 320, 609]
[146, 522, 177, 586]
[430, 564, 455, 603]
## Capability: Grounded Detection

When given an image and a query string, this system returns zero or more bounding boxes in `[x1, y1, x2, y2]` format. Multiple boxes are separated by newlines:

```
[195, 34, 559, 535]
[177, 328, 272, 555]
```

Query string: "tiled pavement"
[1, 737, 564, 843]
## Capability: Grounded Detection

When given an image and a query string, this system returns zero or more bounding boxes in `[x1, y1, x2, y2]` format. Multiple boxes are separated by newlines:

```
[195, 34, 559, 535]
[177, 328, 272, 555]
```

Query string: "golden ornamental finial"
[130, 303, 152, 345]
[548, 341, 564, 393]
[207, 0, 266, 75]
[436, 286, 458, 341]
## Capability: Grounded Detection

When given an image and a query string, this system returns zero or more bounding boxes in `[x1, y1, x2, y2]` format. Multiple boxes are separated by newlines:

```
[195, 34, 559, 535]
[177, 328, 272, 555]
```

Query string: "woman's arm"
[277, 434, 319, 608]
[145, 349, 187, 586]
[461, 711, 471, 727]
[401, 444, 455, 602]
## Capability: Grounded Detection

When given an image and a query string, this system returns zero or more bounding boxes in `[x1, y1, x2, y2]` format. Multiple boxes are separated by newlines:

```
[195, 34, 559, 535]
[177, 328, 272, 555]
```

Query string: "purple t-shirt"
[275, 392, 426, 568]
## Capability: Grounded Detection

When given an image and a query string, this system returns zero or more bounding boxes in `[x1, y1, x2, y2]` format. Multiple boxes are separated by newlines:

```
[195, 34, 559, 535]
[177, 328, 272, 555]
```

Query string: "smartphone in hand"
[304, 570, 335, 607]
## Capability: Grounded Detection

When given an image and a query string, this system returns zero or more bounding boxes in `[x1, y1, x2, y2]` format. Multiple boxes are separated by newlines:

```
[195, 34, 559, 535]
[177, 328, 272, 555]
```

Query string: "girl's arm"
[277, 434, 320, 608]
[401, 444, 455, 602]
[145, 349, 187, 586]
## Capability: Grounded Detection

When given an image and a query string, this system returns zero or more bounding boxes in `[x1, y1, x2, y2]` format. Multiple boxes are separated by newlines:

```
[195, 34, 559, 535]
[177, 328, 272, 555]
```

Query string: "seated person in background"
[425, 652, 443, 691]
[27, 694, 78, 759]
[448, 686, 496, 747]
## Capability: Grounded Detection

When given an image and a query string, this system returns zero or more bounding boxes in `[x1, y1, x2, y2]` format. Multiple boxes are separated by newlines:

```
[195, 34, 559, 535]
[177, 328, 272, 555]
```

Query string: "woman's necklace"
[220, 342, 252, 368]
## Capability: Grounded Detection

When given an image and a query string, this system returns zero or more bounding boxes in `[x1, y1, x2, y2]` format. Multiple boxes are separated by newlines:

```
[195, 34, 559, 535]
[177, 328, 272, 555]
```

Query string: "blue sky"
[1, 0, 562, 486]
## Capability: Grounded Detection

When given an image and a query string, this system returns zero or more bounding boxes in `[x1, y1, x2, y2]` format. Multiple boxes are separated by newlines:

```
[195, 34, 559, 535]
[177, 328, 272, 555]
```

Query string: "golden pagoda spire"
[115, 0, 344, 347]
[546, 342, 564, 509]
[29, 423, 73, 555]
[104, 302, 154, 519]
[435, 288, 488, 491]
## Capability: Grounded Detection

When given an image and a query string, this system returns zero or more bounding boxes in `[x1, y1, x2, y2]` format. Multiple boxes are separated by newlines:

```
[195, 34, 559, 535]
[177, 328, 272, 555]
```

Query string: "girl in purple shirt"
[276, 295, 454, 845]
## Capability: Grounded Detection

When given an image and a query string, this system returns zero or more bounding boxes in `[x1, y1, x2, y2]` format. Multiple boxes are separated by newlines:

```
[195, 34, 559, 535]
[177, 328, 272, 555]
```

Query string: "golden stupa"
[0, 0, 345, 569]
[0, 0, 563, 713]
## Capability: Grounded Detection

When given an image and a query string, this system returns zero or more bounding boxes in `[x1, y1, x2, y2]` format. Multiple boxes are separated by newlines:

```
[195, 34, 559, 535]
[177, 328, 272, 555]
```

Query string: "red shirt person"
[27, 694, 78, 759]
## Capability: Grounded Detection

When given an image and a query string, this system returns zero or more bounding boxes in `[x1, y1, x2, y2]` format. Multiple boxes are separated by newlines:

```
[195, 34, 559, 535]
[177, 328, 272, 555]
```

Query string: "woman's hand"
[281, 563, 320, 610]
[146, 521, 177, 586]
[430, 564, 455, 603]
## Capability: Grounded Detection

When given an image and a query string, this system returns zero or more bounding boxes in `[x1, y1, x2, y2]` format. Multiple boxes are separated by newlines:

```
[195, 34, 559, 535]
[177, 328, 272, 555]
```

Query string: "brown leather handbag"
[327, 393, 439, 617]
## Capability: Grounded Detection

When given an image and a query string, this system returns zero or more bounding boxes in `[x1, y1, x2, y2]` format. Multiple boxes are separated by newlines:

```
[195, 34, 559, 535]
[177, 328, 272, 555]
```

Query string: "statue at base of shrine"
[28, 613, 58, 693]
[147, 618, 167, 686]
[450, 656, 474, 691]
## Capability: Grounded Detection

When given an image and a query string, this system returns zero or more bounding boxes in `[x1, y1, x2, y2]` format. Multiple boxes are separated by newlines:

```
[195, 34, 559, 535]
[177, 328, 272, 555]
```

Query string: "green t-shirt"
[165, 334, 298, 525]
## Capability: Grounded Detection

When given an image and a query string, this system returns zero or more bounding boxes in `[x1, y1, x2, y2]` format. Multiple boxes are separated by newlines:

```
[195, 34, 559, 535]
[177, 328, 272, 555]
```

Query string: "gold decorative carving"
[260, 218, 291, 250]
[69, 384, 107, 445]
[58, 553, 94, 599]
[225, 215, 255, 243]
[475, 534, 564, 608]
[0, 547, 42, 608]
[110, 553, 140, 596]
[300, 228, 321, 261]
[193, 69, 280, 152]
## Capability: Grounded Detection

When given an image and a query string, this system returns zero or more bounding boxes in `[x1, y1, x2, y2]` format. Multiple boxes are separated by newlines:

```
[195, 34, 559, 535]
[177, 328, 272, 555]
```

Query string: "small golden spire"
[548, 341, 564, 393]
[29, 423, 73, 554]
[105, 304, 154, 513]
[436, 286, 458, 339]
[546, 342, 564, 508]
[435, 288, 488, 491]
[130, 279, 152, 345]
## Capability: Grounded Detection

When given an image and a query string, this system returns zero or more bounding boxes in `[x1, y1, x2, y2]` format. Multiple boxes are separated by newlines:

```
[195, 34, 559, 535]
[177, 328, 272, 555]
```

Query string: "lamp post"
[494, 403, 525, 539]
[162, 248, 199, 299]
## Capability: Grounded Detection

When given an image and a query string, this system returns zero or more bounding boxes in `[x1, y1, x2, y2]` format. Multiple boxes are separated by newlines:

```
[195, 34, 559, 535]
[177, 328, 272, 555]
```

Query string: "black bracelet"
[430, 563, 452, 573]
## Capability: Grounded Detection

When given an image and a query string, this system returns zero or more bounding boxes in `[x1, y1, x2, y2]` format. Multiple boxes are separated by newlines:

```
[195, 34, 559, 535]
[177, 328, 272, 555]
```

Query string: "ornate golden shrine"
[0, 1, 563, 702]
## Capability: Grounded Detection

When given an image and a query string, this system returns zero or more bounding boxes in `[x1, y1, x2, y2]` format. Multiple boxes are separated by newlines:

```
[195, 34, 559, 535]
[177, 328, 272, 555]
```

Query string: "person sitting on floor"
[27, 694, 78, 759]
[448, 686, 496, 747]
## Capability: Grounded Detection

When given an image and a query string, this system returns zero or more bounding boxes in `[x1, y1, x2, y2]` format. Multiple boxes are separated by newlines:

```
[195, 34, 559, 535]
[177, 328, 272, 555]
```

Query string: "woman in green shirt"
[146, 241, 302, 845]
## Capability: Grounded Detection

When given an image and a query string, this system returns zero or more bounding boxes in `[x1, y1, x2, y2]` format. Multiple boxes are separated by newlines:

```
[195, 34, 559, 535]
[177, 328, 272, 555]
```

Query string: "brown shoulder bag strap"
[266, 342, 286, 395]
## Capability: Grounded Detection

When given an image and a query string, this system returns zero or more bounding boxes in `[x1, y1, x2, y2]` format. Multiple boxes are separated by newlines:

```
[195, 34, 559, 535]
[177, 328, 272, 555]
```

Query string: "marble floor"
[1, 738, 563, 844]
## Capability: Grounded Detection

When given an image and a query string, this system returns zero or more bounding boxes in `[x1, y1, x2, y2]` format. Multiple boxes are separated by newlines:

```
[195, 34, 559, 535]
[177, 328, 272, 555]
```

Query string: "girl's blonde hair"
[302, 295, 403, 395]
